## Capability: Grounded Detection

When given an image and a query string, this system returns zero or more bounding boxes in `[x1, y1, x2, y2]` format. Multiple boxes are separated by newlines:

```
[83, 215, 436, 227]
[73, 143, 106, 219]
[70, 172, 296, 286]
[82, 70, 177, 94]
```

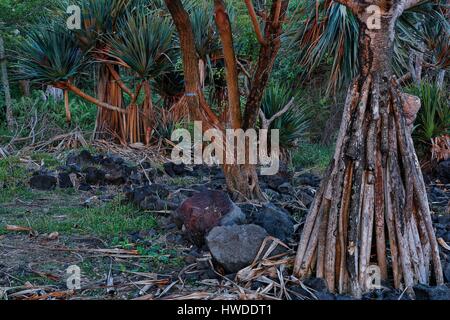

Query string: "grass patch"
[166, 175, 204, 187]
[0, 199, 158, 239]
[0, 156, 30, 203]
[292, 142, 334, 173]
[30, 152, 61, 169]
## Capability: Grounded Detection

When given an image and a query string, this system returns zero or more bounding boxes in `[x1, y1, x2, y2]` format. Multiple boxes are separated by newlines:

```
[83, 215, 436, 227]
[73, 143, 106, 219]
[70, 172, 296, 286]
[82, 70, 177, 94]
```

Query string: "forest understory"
[0, 144, 448, 300]
[0, 0, 449, 301]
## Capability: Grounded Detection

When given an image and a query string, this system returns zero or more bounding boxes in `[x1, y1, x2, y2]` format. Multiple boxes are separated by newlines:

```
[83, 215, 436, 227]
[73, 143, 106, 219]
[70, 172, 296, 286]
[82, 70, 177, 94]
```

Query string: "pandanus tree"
[260, 84, 310, 163]
[293, 0, 444, 297]
[16, 26, 128, 118]
[293, 0, 448, 94]
[164, 0, 290, 201]
[16, 3, 174, 145]
[73, 0, 129, 139]
[103, 10, 174, 144]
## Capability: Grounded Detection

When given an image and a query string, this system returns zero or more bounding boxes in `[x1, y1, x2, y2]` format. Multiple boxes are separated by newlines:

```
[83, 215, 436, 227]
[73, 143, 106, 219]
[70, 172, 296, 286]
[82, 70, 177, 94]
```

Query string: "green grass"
[0, 156, 30, 202]
[166, 175, 204, 187]
[30, 152, 61, 169]
[0, 199, 158, 239]
[292, 142, 334, 173]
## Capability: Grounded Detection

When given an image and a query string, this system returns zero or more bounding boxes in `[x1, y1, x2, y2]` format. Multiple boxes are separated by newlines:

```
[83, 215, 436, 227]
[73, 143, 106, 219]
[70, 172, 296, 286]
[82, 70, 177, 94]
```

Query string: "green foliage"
[292, 142, 334, 172]
[153, 106, 184, 144]
[1, 199, 158, 238]
[15, 27, 85, 84]
[291, 2, 359, 94]
[0, 93, 97, 145]
[188, 2, 220, 60]
[406, 81, 449, 152]
[0, 0, 59, 43]
[261, 84, 310, 151]
[69, 0, 130, 51]
[291, 0, 449, 94]
[30, 152, 60, 169]
[0, 156, 28, 202]
[106, 11, 174, 80]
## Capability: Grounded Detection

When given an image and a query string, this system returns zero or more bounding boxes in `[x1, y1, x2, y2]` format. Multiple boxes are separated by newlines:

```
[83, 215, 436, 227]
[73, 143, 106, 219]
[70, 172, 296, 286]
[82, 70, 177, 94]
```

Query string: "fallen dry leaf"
[6, 225, 33, 232]
[47, 232, 59, 240]
[438, 237, 450, 251]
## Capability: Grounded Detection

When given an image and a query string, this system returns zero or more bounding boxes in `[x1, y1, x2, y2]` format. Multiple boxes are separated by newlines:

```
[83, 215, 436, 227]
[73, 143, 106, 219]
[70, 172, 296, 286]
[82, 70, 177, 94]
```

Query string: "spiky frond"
[291, 0, 449, 94]
[105, 10, 174, 79]
[71, 0, 130, 51]
[188, 2, 221, 60]
[261, 84, 310, 149]
[15, 26, 84, 84]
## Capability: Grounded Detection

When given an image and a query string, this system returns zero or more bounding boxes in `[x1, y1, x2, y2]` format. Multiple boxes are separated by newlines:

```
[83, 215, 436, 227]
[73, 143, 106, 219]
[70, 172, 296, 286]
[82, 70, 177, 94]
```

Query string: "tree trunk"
[242, 0, 288, 130]
[294, 14, 443, 298]
[95, 64, 125, 142]
[223, 162, 265, 202]
[19, 80, 30, 97]
[64, 89, 71, 124]
[0, 35, 13, 130]
[166, 0, 268, 201]
[213, 0, 264, 202]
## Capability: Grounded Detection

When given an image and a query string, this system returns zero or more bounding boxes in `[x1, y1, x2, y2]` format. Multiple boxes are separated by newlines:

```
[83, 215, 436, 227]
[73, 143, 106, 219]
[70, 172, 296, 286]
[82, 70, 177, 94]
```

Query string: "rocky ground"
[0, 150, 449, 300]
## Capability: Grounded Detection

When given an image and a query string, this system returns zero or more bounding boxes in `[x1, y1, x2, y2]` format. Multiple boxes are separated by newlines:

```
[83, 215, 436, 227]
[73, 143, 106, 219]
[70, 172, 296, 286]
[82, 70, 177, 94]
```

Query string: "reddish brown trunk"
[223, 162, 265, 202]
[294, 16, 443, 298]
[214, 0, 242, 130]
[242, 0, 288, 129]
[64, 90, 71, 124]
[95, 64, 125, 141]
[166, 0, 273, 201]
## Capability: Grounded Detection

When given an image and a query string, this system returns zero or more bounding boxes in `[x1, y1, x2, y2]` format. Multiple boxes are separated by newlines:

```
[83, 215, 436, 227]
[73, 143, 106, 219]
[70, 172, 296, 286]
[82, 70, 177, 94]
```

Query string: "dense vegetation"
[1, 0, 447, 168]
[0, 0, 448, 299]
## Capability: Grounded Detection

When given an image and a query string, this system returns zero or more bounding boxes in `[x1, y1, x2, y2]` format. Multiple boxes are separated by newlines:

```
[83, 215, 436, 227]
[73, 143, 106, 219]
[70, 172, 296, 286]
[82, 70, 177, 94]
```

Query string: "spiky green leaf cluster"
[261, 84, 311, 150]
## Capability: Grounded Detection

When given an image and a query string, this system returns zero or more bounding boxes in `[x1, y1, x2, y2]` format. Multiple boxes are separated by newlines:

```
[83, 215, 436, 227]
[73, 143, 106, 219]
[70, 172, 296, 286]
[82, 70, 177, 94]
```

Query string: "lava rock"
[263, 188, 281, 200]
[277, 182, 293, 194]
[191, 164, 211, 177]
[140, 196, 178, 211]
[99, 156, 116, 168]
[296, 190, 314, 208]
[206, 224, 268, 273]
[66, 150, 93, 169]
[164, 162, 188, 177]
[29, 174, 57, 191]
[78, 183, 92, 192]
[174, 190, 245, 245]
[442, 231, 450, 243]
[264, 175, 288, 191]
[438, 215, 450, 225]
[436, 160, 450, 184]
[295, 173, 321, 188]
[83, 167, 105, 185]
[248, 204, 295, 243]
[126, 184, 171, 206]
[129, 170, 142, 184]
[58, 172, 73, 189]
[104, 168, 127, 185]
[414, 284, 450, 300]
[444, 262, 450, 283]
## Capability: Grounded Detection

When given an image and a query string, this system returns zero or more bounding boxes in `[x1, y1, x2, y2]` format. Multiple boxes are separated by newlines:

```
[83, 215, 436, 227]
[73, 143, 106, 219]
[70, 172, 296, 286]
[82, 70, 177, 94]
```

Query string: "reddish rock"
[402, 93, 421, 130]
[173, 190, 245, 245]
